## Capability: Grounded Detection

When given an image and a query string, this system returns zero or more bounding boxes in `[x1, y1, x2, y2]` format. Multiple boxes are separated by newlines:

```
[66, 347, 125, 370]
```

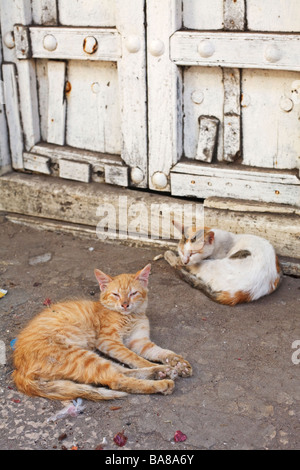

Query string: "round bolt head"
[264, 44, 281, 63]
[198, 40, 215, 58]
[149, 39, 165, 56]
[43, 34, 57, 52]
[4, 31, 15, 49]
[83, 36, 98, 54]
[151, 172, 168, 189]
[91, 82, 100, 94]
[191, 90, 204, 104]
[280, 97, 293, 112]
[131, 167, 144, 184]
[125, 35, 141, 53]
[43, 34, 57, 51]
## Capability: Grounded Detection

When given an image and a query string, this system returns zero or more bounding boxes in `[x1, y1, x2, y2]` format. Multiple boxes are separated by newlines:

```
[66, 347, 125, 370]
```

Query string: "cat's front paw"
[157, 379, 175, 395]
[157, 365, 178, 380]
[164, 355, 193, 378]
[164, 250, 181, 268]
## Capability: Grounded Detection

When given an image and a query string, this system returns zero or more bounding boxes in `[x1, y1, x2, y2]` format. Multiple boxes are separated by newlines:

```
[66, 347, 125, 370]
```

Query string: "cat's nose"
[122, 302, 129, 309]
[183, 256, 190, 265]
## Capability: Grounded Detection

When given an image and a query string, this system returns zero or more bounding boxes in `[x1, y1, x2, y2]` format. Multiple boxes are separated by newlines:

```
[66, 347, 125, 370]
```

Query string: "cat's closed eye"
[112, 292, 120, 298]
[130, 291, 138, 297]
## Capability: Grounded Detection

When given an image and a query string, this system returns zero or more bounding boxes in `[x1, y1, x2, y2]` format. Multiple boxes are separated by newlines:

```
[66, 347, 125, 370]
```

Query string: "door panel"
[247, 0, 300, 32]
[183, 0, 246, 31]
[65, 61, 121, 155]
[147, 0, 300, 205]
[58, 0, 116, 27]
[1, 0, 148, 188]
[242, 69, 300, 170]
[183, 67, 224, 162]
[183, 0, 224, 30]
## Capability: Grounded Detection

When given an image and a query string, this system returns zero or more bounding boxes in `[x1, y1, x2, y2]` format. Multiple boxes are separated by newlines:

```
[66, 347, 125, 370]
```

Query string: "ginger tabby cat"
[13, 264, 192, 401]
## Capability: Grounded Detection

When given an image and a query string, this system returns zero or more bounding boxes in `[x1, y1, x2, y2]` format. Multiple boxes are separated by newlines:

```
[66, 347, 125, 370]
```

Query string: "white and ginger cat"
[13, 264, 192, 401]
[164, 222, 282, 306]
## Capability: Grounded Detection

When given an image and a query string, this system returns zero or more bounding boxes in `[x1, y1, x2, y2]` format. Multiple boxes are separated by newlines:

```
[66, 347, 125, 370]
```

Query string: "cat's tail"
[12, 371, 127, 401]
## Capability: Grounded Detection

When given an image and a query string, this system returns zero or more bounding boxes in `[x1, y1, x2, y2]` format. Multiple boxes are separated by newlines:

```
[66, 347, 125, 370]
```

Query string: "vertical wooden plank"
[223, 68, 241, 162]
[36, 59, 49, 142]
[0, 113, 11, 174]
[0, 29, 11, 175]
[115, 0, 148, 188]
[47, 61, 66, 145]
[196, 116, 220, 162]
[222, 1, 243, 162]
[2, 64, 24, 169]
[1, 0, 40, 154]
[147, 0, 182, 191]
[31, 0, 58, 25]
[223, 0, 245, 30]
[32, 1, 57, 142]
[17, 60, 41, 150]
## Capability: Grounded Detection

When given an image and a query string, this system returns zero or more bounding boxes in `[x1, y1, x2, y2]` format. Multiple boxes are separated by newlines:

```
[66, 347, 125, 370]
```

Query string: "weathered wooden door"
[1, 0, 148, 187]
[1, 0, 300, 206]
[147, 0, 300, 206]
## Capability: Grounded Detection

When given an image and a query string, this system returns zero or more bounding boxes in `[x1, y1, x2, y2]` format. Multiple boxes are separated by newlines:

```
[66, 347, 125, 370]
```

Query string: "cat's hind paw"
[175, 360, 193, 378]
[164, 355, 193, 378]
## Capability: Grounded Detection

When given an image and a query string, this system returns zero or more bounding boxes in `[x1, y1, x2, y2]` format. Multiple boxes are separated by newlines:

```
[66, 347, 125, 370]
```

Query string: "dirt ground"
[0, 216, 299, 450]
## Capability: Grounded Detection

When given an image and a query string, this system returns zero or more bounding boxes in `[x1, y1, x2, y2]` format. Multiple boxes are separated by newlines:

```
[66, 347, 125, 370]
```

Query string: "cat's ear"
[172, 219, 184, 238]
[94, 269, 113, 291]
[205, 231, 215, 245]
[135, 264, 151, 287]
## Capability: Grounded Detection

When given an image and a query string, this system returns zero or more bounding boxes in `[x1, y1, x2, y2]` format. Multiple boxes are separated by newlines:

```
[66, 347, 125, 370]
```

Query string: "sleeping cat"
[164, 222, 282, 306]
[13, 264, 192, 401]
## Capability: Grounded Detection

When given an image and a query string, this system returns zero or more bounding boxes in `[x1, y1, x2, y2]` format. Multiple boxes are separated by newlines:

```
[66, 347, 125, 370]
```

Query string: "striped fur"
[13, 265, 192, 401]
